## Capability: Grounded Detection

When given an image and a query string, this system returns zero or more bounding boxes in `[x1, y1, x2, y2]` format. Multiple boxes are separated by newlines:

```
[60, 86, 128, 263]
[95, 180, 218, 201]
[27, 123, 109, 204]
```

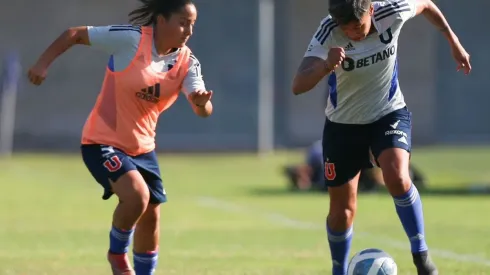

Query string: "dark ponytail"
[129, 0, 194, 26]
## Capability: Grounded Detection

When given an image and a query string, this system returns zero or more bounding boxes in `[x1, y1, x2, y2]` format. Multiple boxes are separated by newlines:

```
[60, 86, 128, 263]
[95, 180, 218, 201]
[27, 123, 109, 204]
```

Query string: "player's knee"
[328, 207, 356, 231]
[382, 168, 412, 196]
[131, 194, 151, 216]
[327, 179, 358, 230]
[378, 148, 412, 196]
[111, 171, 151, 212]
[140, 204, 160, 227]
[328, 193, 357, 230]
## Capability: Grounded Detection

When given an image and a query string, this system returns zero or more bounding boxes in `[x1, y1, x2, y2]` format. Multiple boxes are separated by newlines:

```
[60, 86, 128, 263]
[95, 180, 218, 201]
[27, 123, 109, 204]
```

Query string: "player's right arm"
[292, 50, 345, 95]
[292, 18, 344, 95]
[292, 57, 330, 95]
[28, 27, 89, 85]
[28, 25, 137, 85]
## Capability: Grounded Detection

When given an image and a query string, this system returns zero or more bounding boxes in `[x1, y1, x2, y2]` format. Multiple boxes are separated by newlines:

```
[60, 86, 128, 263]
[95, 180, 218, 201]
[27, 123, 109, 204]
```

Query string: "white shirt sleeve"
[373, 0, 417, 31]
[303, 16, 336, 60]
[181, 54, 206, 96]
[87, 25, 141, 54]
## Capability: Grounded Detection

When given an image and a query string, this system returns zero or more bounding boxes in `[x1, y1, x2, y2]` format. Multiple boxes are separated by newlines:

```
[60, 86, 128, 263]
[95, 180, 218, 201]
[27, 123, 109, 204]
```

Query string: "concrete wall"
[0, 0, 487, 152]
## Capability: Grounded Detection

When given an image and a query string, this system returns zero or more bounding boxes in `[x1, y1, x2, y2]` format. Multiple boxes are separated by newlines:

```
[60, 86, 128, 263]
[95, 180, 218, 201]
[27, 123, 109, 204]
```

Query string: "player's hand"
[450, 41, 471, 75]
[188, 90, 213, 107]
[326, 47, 345, 71]
[27, 62, 48, 86]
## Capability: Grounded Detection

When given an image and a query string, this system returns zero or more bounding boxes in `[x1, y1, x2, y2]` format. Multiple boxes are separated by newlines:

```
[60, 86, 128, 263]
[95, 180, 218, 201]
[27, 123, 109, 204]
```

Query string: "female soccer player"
[292, 0, 471, 274]
[27, 0, 212, 274]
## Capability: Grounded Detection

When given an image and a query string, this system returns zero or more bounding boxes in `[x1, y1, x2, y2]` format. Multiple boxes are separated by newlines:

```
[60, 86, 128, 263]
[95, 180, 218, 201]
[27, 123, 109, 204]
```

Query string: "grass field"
[1, 146, 490, 274]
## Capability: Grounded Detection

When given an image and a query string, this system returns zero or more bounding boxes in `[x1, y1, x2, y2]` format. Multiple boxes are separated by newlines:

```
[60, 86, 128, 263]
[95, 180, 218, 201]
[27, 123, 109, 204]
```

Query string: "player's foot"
[107, 251, 135, 275]
[412, 251, 438, 275]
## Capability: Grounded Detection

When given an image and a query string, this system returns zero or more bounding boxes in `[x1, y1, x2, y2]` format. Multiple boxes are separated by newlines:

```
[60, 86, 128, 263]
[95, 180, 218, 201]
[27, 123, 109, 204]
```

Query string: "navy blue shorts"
[322, 107, 412, 187]
[81, 144, 167, 204]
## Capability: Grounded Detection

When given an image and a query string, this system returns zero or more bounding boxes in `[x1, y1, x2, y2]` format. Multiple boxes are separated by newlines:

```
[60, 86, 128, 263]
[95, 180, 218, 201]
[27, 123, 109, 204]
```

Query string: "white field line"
[197, 196, 490, 267]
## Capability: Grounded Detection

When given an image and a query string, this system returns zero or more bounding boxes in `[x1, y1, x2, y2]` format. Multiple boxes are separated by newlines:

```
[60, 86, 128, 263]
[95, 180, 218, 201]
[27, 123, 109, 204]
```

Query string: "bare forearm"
[416, 0, 471, 74]
[36, 27, 89, 67]
[419, 0, 456, 42]
[193, 101, 213, 117]
[292, 57, 331, 95]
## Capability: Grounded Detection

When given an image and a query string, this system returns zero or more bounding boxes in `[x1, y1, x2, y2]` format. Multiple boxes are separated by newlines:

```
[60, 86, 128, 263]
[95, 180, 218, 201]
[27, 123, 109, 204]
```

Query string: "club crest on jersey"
[379, 27, 393, 44]
[136, 83, 161, 103]
[341, 28, 395, 72]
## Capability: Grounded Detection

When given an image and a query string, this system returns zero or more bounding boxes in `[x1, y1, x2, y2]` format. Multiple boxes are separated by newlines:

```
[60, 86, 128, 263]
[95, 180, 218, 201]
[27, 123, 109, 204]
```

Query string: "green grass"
[0, 146, 489, 274]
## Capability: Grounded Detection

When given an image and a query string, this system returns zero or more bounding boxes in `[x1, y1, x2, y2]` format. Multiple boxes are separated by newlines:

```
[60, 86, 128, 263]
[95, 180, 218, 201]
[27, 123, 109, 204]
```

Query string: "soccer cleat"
[107, 251, 135, 275]
[413, 251, 438, 275]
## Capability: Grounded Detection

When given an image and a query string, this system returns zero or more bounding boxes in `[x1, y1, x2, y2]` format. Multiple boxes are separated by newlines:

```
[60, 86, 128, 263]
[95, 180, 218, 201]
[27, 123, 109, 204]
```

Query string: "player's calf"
[108, 171, 151, 274]
[326, 176, 359, 275]
[378, 148, 427, 252]
[133, 204, 160, 275]
[111, 171, 151, 229]
[378, 148, 438, 275]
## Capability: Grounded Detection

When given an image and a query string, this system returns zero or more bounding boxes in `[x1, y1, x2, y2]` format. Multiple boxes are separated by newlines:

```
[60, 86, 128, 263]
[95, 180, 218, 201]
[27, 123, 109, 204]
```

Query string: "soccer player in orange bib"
[27, 0, 211, 274]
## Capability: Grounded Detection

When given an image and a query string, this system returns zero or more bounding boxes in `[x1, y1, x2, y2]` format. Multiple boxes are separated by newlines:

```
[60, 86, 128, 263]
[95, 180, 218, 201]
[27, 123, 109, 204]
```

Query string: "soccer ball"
[347, 248, 397, 275]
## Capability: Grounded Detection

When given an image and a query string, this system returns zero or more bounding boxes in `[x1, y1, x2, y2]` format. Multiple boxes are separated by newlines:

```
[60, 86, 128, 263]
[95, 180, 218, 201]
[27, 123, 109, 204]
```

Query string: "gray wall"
[0, 0, 487, 152]
[434, 1, 490, 143]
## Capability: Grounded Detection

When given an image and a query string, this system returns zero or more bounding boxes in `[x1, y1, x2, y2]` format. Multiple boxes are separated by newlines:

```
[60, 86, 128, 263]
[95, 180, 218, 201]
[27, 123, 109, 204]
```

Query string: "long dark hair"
[129, 0, 194, 26]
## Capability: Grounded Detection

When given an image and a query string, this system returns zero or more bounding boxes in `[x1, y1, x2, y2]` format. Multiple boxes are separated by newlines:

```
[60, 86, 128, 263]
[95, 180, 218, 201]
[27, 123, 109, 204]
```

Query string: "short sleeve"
[303, 16, 337, 60]
[181, 54, 206, 96]
[87, 25, 141, 54]
[373, 0, 417, 30]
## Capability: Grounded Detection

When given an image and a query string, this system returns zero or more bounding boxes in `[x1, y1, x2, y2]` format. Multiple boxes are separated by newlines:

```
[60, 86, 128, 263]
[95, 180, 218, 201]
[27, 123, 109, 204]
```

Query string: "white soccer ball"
[347, 248, 397, 275]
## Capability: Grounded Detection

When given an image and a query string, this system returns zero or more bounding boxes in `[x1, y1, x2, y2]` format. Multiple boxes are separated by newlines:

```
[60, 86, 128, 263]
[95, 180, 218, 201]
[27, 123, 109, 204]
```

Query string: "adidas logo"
[344, 42, 355, 51]
[136, 83, 161, 103]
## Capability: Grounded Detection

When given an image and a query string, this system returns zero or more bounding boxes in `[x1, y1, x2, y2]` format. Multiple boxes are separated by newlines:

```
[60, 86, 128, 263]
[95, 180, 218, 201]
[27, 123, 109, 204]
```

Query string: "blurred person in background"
[283, 139, 426, 192]
[27, 0, 212, 274]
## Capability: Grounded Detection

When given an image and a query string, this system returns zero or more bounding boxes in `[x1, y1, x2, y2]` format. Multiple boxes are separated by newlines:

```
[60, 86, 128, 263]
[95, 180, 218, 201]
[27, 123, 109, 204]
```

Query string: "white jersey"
[87, 25, 206, 96]
[304, 0, 417, 124]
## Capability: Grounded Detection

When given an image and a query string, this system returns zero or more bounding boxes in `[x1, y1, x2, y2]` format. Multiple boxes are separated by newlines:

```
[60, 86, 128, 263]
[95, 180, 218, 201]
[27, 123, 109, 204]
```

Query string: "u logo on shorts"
[325, 161, 337, 180]
[100, 145, 123, 172]
[103, 156, 122, 172]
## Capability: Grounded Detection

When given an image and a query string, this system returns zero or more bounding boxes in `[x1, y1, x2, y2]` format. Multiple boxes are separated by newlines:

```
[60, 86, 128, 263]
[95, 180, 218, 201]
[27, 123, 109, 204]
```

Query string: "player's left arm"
[414, 0, 471, 74]
[182, 55, 213, 118]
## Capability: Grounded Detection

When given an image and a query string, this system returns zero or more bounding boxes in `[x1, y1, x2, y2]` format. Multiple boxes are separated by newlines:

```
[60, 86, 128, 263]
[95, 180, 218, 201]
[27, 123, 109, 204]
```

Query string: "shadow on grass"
[249, 184, 490, 197]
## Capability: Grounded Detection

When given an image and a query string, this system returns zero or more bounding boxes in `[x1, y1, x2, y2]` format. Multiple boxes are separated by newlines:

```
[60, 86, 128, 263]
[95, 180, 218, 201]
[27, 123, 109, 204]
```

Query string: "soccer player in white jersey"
[292, 0, 471, 274]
